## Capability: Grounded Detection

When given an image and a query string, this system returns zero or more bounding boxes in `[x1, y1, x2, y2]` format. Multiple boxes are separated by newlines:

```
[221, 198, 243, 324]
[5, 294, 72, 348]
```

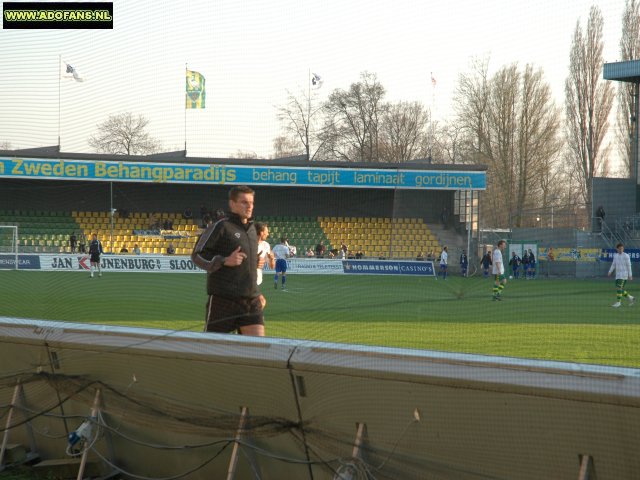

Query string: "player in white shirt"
[272, 237, 291, 290]
[438, 246, 448, 280]
[608, 242, 634, 308]
[492, 240, 508, 301]
[255, 223, 275, 287]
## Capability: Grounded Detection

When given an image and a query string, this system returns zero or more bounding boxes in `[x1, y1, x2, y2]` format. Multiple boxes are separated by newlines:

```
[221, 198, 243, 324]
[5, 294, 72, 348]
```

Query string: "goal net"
[0, 225, 19, 270]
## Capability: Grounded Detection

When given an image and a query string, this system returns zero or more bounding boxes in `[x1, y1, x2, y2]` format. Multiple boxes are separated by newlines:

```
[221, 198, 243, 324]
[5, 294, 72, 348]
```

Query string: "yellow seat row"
[319, 216, 423, 224]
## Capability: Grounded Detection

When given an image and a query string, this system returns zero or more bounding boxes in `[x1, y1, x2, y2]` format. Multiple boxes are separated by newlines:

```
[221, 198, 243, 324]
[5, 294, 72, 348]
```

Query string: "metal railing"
[595, 217, 624, 248]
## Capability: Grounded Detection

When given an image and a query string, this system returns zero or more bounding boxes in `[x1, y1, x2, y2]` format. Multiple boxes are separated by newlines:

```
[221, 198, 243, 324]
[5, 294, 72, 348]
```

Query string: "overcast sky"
[0, 0, 628, 159]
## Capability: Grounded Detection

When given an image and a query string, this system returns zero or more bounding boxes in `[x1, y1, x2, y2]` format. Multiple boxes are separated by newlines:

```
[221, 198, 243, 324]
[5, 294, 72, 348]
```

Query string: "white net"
[0, 225, 18, 270]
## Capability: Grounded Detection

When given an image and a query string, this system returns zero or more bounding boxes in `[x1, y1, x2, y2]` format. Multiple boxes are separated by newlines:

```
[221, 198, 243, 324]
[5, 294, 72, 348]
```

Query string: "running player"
[255, 223, 275, 286]
[438, 246, 448, 280]
[492, 240, 507, 301]
[608, 242, 635, 308]
[272, 237, 291, 290]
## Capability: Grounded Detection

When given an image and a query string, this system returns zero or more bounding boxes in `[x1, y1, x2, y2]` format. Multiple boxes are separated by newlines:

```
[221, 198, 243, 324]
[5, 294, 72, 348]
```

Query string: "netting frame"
[0, 225, 19, 270]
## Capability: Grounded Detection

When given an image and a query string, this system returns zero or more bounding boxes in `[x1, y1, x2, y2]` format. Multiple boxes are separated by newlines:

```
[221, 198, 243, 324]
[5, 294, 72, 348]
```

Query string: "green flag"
[186, 70, 205, 109]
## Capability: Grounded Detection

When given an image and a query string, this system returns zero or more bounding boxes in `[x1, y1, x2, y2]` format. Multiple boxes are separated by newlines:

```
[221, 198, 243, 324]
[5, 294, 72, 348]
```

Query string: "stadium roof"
[0, 146, 487, 172]
[603, 60, 640, 83]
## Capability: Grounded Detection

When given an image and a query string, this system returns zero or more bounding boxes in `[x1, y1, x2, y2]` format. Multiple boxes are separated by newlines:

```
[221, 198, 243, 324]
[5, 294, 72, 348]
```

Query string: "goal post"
[0, 225, 19, 270]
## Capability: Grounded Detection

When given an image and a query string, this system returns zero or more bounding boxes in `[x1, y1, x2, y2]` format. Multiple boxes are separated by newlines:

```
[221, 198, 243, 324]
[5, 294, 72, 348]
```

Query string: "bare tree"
[515, 65, 563, 226]
[230, 149, 258, 159]
[272, 135, 304, 159]
[89, 113, 162, 155]
[455, 62, 562, 227]
[454, 58, 491, 164]
[319, 72, 386, 162]
[485, 64, 520, 226]
[277, 86, 324, 161]
[0, 141, 11, 150]
[617, 0, 640, 177]
[379, 101, 429, 163]
[565, 6, 615, 215]
[432, 122, 474, 164]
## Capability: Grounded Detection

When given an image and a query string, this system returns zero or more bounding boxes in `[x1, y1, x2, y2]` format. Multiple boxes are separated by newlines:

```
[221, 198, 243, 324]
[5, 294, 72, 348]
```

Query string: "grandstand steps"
[428, 223, 467, 255]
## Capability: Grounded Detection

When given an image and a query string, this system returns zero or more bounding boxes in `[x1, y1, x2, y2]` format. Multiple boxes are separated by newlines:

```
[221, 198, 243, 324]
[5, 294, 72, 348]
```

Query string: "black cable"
[0, 376, 94, 433]
[90, 441, 232, 480]
[285, 345, 315, 480]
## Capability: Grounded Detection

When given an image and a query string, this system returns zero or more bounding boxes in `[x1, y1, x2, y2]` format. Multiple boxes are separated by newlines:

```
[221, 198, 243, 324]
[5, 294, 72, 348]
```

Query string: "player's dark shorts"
[275, 258, 287, 273]
[440, 263, 447, 270]
[205, 295, 264, 333]
[90, 254, 100, 263]
[615, 279, 627, 289]
[494, 274, 506, 282]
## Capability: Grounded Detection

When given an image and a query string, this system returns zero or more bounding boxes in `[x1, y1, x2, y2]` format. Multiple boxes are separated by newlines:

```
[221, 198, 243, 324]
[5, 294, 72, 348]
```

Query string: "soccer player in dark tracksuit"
[191, 186, 265, 336]
[509, 251, 521, 279]
[480, 251, 492, 278]
[527, 249, 536, 279]
[459, 250, 468, 276]
[88, 234, 103, 278]
[522, 252, 530, 279]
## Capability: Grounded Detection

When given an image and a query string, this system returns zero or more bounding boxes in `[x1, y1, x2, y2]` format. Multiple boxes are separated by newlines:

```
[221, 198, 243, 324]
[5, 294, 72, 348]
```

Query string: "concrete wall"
[1, 318, 639, 480]
[592, 177, 637, 225]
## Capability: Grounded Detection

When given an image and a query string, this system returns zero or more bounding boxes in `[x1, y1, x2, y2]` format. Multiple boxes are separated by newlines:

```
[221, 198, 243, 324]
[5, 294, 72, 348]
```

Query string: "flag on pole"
[311, 72, 323, 88]
[430, 73, 437, 87]
[61, 60, 84, 82]
[186, 70, 206, 109]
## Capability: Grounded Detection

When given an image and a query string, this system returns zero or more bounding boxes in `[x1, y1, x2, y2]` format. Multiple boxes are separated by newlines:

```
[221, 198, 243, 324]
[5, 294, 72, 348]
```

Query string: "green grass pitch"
[0, 270, 638, 367]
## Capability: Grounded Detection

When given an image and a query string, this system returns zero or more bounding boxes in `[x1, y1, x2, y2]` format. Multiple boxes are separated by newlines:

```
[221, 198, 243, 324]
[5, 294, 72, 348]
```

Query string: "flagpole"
[184, 63, 187, 155]
[308, 69, 311, 162]
[430, 72, 436, 161]
[58, 55, 62, 149]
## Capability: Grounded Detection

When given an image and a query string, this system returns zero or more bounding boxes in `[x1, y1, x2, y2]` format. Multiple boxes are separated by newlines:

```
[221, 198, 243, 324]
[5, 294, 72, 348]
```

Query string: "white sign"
[38, 254, 345, 275]
[40, 254, 203, 273]
[264, 258, 343, 275]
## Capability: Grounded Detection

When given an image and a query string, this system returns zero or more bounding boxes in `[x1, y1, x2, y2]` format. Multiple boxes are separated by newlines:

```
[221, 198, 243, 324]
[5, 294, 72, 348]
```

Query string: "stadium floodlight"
[0, 225, 18, 270]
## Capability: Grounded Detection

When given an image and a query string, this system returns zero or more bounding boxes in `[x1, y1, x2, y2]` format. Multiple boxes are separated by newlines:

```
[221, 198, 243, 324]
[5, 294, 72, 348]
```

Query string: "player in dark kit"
[509, 251, 521, 279]
[527, 249, 536, 279]
[521, 251, 530, 279]
[191, 186, 265, 336]
[459, 250, 468, 276]
[88, 234, 103, 278]
[480, 250, 492, 278]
